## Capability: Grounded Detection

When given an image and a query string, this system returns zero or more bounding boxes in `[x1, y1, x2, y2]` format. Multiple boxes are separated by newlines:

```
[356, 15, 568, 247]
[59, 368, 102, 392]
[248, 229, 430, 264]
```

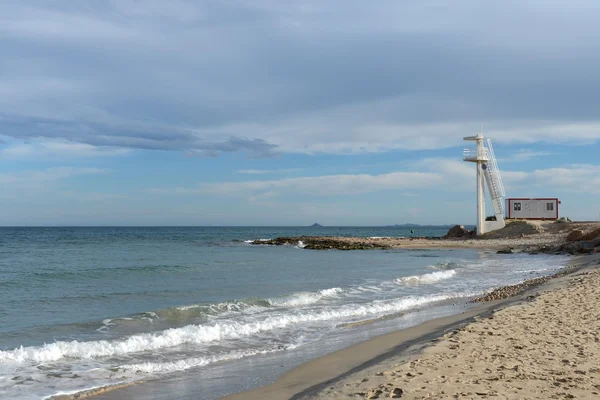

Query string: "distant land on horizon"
[383, 223, 456, 228]
[0, 224, 473, 228]
[306, 223, 459, 228]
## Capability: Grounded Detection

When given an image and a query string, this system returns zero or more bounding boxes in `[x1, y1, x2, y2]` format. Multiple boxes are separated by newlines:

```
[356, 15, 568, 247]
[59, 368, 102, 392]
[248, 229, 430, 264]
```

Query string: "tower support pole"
[477, 161, 486, 235]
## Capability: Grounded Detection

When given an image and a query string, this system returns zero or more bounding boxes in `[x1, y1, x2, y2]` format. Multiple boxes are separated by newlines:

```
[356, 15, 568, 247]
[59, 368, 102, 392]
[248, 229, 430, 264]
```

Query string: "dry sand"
[323, 234, 563, 250]
[310, 262, 600, 400]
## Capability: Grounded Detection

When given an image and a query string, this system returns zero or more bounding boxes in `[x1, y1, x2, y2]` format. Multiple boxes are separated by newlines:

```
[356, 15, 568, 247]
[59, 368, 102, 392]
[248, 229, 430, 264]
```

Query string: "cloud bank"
[2, 1, 600, 156]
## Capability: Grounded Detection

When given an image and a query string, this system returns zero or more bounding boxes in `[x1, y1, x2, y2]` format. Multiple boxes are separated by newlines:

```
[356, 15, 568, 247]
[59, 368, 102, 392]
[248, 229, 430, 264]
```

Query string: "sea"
[0, 226, 570, 399]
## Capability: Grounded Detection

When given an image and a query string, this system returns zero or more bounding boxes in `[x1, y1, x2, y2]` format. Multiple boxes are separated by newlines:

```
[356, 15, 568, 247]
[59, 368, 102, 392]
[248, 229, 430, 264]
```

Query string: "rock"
[444, 225, 469, 238]
[389, 387, 404, 398]
[566, 230, 585, 242]
[581, 227, 600, 241]
[483, 220, 543, 239]
[561, 240, 597, 254]
[250, 236, 390, 250]
[497, 248, 514, 254]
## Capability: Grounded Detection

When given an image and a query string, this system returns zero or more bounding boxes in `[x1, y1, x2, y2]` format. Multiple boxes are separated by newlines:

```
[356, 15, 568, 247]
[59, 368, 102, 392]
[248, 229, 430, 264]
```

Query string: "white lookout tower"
[463, 134, 506, 235]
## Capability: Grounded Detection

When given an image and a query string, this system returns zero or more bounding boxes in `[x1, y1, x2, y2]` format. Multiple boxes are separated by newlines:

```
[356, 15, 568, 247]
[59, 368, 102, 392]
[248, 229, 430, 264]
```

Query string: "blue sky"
[1, 0, 600, 226]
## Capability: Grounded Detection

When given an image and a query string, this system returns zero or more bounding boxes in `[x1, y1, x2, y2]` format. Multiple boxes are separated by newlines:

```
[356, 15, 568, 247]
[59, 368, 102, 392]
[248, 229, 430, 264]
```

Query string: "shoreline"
[248, 235, 565, 251]
[55, 230, 599, 400]
[248, 221, 600, 254]
[222, 254, 598, 400]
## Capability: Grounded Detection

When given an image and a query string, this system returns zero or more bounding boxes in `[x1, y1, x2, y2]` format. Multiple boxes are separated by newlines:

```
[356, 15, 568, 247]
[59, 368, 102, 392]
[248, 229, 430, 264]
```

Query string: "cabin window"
[547, 202, 554, 211]
[513, 202, 521, 211]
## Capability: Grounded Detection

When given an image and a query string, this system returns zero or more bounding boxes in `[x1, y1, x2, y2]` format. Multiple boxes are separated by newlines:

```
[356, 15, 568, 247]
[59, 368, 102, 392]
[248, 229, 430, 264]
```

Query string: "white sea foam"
[397, 270, 457, 285]
[354, 285, 383, 293]
[319, 287, 344, 297]
[429, 261, 462, 270]
[243, 238, 271, 243]
[0, 293, 461, 364]
[120, 344, 298, 374]
[297, 240, 306, 248]
[269, 287, 343, 307]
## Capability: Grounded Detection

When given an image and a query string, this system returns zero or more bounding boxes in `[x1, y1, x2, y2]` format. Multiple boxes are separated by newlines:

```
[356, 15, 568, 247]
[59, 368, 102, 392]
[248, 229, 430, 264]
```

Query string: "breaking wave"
[120, 345, 298, 374]
[96, 287, 347, 333]
[430, 261, 462, 270]
[243, 238, 271, 243]
[0, 293, 458, 363]
[269, 287, 343, 307]
[397, 270, 457, 285]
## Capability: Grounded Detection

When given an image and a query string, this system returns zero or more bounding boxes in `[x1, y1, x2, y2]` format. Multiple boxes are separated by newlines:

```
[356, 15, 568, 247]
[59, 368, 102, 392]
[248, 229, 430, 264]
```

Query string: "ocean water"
[0, 227, 569, 399]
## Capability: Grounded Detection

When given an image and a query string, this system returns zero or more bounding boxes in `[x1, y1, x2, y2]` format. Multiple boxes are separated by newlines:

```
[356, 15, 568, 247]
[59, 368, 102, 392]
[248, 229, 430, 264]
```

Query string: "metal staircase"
[482, 138, 506, 218]
[463, 134, 506, 235]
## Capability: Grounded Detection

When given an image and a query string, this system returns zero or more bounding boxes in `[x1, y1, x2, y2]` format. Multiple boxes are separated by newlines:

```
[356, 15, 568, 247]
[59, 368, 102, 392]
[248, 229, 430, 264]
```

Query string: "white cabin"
[506, 198, 560, 220]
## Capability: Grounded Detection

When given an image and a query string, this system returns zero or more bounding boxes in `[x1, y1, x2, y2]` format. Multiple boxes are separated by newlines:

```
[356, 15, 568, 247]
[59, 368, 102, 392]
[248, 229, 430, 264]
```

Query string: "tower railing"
[463, 148, 489, 161]
[486, 139, 506, 197]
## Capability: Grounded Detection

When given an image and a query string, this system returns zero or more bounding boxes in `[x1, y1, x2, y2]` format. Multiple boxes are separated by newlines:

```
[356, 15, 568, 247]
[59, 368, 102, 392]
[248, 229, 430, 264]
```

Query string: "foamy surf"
[243, 238, 272, 243]
[119, 344, 299, 374]
[0, 293, 460, 364]
[397, 269, 457, 285]
[269, 287, 343, 307]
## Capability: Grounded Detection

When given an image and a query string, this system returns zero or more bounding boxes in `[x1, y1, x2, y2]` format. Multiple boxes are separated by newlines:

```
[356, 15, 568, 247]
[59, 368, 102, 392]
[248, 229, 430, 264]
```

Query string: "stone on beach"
[566, 229, 585, 242]
[443, 225, 471, 238]
[581, 227, 600, 241]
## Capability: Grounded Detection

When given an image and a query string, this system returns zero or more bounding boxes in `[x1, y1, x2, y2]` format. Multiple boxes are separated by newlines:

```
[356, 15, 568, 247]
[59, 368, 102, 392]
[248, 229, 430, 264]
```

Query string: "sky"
[1, 0, 600, 226]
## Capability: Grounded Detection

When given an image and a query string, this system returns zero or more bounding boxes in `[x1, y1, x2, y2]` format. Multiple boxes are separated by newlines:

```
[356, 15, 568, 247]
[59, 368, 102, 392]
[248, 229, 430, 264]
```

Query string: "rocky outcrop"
[566, 230, 585, 242]
[534, 237, 600, 255]
[443, 225, 470, 239]
[483, 221, 543, 239]
[581, 227, 600, 241]
[496, 248, 514, 254]
[250, 236, 390, 250]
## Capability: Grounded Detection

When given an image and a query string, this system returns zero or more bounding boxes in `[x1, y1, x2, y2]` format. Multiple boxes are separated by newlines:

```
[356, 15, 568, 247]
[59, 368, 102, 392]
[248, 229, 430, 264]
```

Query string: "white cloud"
[498, 149, 555, 162]
[2, 1, 600, 156]
[0, 167, 111, 199]
[236, 168, 303, 174]
[505, 164, 600, 195]
[0, 167, 109, 185]
[0, 139, 130, 160]
[191, 112, 600, 155]
[61, 191, 127, 202]
[149, 161, 600, 200]
[150, 171, 443, 197]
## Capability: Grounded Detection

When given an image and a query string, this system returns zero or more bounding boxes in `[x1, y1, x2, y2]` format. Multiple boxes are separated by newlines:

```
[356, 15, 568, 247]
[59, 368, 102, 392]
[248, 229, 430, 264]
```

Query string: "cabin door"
[523, 202, 531, 219]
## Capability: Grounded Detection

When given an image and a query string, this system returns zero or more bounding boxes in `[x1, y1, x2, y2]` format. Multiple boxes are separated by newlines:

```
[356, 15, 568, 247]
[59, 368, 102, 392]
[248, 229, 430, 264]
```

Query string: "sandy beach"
[223, 255, 600, 400]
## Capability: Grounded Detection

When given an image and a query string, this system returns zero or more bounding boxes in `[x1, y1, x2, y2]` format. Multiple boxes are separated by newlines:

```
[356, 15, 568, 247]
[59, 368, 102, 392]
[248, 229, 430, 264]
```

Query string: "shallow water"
[0, 227, 569, 399]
